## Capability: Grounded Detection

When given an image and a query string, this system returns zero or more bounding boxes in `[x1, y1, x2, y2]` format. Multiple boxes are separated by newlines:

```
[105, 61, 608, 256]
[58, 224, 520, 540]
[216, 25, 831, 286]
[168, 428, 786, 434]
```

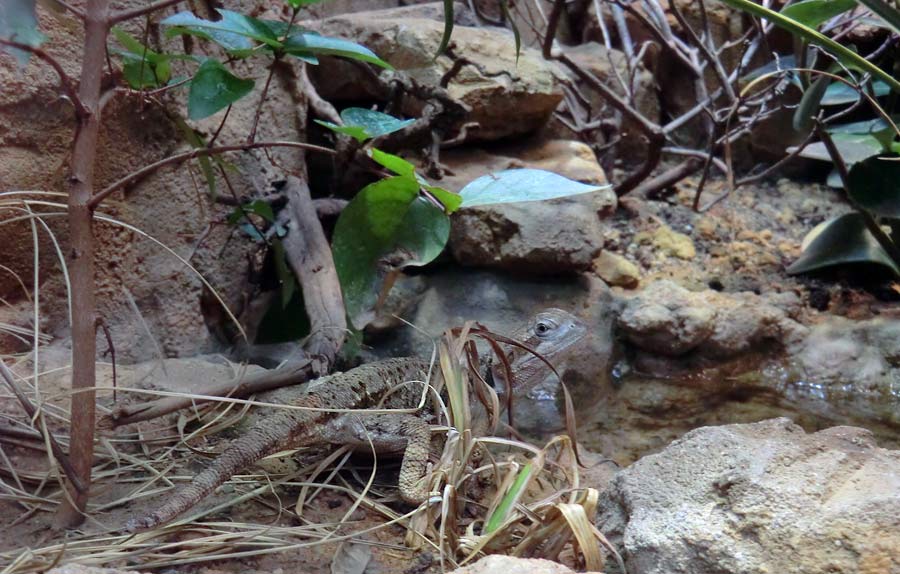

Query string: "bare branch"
[88, 140, 336, 209]
[0, 39, 87, 118]
[108, 0, 187, 26]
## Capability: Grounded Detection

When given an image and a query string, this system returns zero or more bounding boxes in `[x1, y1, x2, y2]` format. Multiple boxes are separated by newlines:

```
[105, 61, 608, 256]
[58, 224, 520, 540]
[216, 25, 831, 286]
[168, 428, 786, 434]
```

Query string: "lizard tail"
[126, 413, 305, 531]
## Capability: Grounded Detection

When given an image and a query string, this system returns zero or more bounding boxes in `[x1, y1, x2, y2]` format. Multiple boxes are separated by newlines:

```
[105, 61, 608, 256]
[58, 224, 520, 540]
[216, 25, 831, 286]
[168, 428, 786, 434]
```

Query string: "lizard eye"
[535, 321, 551, 336]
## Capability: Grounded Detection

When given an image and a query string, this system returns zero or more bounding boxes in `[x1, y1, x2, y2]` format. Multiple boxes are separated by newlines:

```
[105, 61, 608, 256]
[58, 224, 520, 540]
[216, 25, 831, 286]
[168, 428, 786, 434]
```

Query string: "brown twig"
[108, 0, 187, 25]
[0, 361, 85, 492]
[0, 39, 87, 118]
[87, 140, 335, 209]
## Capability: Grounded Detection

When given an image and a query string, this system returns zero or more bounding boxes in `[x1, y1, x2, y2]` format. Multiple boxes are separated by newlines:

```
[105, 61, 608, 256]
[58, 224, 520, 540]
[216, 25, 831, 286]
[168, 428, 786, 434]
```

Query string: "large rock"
[442, 139, 614, 273]
[306, 3, 563, 141]
[617, 280, 806, 358]
[598, 418, 900, 574]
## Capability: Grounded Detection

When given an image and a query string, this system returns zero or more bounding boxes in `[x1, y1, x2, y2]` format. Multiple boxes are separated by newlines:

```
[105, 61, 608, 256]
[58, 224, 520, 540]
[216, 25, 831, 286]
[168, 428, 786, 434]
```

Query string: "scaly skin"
[127, 310, 586, 531]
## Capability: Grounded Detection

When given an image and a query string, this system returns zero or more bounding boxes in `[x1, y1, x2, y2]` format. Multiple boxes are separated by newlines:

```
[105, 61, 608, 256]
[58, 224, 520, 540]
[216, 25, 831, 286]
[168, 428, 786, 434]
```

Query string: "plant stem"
[54, 0, 109, 529]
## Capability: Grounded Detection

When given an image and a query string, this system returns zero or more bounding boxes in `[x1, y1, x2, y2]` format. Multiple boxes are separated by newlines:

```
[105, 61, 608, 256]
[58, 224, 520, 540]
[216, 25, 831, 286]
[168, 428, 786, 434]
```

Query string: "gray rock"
[448, 555, 601, 574]
[306, 4, 563, 141]
[598, 418, 900, 574]
[617, 280, 806, 357]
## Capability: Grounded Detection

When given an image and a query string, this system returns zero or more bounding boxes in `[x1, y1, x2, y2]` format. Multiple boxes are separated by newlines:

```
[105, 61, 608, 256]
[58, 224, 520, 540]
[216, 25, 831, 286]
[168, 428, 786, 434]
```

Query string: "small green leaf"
[332, 176, 449, 325]
[284, 32, 392, 69]
[188, 59, 255, 120]
[272, 238, 296, 308]
[436, 0, 454, 58]
[780, 0, 856, 29]
[316, 109, 415, 142]
[162, 9, 281, 54]
[369, 148, 416, 177]
[485, 463, 533, 534]
[284, 0, 329, 7]
[821, 80, 891, 105]
[314, 121, 370, 142]
[0, 0, 46, 65]
[459, 169, 610, 208]
[787, 212, 900, 276]
[793, 75, 829, 132]
[424, 185, 462, 213]
[501, 0, 521, 64]
[847, 155, 900, 218]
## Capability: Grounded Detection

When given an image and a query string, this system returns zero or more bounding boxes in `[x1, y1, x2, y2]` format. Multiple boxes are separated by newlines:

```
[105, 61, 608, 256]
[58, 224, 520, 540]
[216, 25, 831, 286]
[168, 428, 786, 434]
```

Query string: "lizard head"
[496, 308, 589, 394]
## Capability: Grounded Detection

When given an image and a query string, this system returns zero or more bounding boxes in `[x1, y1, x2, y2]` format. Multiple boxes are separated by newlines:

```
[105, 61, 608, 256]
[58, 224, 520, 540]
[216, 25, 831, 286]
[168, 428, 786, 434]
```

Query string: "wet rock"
[618, 280, 806, 358]
[306, 3, 563, 141]
[593, 251, 640, 289]
[598, 418, 900, 574]
[448, 555, 601, 574]
[442, 139, 613, 273]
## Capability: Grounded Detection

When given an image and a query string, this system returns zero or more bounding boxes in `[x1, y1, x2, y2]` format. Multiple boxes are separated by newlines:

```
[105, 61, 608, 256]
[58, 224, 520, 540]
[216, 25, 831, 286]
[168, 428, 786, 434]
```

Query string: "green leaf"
[821, 80, 891, 105]
[828, 117, 896, 134]
[780, 0, 856, 28]
[788, 212, 900, 276]
[436, 0, 454, 58]
[272, 238, 297, 308]
[719, 0, 900, 95]
[332, 176, 449, 325]
[227, 199, 275, 224]
[485, 463, 533, 534]
[424, 184, 462, 213]
[314, 120, 370, 142]
[459, 169, 610, 208]
[162, 9, 281, 55]
[793, 75, 829, 132]
[847, 155, 900, 218]
[0, 0, 45, 65]
[188, 59, 255, 120]
[283, 32, 392, 69]
[368, 148, 416, 177]
[316, 108, 415, 142]
[792, 132, 886, 164]
[284, 0, 329, 7]
[174, 117, 218, 198]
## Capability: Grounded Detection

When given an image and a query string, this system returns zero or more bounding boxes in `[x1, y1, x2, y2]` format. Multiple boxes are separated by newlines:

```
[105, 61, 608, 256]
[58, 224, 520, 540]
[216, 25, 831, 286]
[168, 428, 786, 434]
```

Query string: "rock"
[618, 280, 806, 358]
[593, 251, 640, 288]
[306, 4, 563, 141]
[441, 139, 613, 273]
[635, 225, 696, 260]
[448, 555, 601, 574]
[598, 418, 900, 574]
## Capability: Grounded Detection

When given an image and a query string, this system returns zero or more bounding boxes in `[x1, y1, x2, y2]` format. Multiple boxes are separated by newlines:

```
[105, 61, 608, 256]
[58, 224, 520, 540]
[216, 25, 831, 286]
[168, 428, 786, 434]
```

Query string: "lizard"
[126, 308, 588, 531]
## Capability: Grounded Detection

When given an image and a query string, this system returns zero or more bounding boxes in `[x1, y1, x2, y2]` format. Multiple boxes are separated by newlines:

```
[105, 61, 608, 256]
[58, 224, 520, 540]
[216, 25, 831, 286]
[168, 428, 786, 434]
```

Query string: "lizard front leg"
[321, 413, 433, 504]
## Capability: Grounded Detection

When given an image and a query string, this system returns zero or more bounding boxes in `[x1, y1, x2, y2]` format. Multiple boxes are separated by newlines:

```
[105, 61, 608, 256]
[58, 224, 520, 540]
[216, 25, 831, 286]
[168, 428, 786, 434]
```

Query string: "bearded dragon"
[127, 309, 587, 531]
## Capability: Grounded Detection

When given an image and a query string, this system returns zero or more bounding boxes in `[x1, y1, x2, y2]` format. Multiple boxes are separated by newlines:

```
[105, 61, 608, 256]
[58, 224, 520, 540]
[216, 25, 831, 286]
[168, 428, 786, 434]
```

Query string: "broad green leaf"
[847, 155, 900, 218]
[0, 0, 45, 65]
[459, 169, 610, 208]
[821, 80, 891, 105]
[780, 0, 856, 28]
[122, 59, 164, 88]
[369, 148, 416, 177]
[436, 0, 454, 58]
[791, 132, 886, 164]
[788, 213, 900, 276]
[332, 176, 450, 324]
[424, 184, 462, 213]
[162, 9, 281, 54]
[719, 0, 900, 94]
[828, 118, 895, 134]
[188, 59, 255, 120]
[283, 32, 392, 69]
